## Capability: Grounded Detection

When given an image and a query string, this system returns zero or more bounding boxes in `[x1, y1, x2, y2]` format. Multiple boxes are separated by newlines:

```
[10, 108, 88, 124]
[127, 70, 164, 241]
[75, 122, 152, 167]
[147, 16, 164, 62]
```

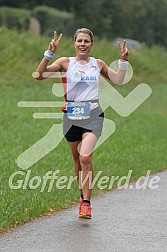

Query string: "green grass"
[0, 27, 167, 232]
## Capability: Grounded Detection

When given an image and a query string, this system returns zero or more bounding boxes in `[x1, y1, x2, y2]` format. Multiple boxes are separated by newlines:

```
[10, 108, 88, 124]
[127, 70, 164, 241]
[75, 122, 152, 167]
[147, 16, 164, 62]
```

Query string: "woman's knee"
[79, 155, 92, 166]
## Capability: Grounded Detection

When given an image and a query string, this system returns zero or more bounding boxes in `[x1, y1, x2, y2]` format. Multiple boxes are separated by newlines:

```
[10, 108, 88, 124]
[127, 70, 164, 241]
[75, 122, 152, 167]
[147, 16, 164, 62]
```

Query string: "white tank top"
[62, 57, 100, 110]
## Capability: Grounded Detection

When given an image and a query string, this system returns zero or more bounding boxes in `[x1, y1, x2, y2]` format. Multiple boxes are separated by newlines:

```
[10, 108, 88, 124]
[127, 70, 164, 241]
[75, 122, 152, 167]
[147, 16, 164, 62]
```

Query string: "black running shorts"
[63, 106, 104, 142]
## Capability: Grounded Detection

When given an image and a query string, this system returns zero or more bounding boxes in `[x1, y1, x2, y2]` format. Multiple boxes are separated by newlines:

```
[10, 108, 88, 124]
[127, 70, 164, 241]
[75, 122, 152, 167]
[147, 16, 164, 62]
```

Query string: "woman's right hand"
[48, 31, 62, 53]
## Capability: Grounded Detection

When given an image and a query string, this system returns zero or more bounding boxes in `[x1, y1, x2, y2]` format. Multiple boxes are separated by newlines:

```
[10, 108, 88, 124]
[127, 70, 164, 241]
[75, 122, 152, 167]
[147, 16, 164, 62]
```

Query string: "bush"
[33, 5, 75, 36]
[0, 7, 30, 31]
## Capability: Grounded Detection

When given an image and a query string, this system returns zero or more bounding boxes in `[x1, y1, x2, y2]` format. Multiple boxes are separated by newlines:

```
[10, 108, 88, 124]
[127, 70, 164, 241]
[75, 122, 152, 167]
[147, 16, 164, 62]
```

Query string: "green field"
[0, 28, 167, 232]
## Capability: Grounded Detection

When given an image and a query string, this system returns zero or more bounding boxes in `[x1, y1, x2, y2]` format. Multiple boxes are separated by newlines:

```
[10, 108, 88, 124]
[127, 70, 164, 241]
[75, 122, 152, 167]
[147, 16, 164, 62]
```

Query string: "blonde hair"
[74, 28, 94, 43]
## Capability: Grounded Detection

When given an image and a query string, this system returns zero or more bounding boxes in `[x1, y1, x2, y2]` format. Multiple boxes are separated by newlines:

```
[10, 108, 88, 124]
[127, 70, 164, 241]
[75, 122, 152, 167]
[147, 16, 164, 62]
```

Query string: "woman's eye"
[77, 40, 90, 43]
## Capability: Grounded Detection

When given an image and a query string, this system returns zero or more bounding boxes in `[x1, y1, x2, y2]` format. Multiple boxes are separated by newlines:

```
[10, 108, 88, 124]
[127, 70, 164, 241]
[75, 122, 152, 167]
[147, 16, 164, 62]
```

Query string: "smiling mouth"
[79, 48, 87, 52]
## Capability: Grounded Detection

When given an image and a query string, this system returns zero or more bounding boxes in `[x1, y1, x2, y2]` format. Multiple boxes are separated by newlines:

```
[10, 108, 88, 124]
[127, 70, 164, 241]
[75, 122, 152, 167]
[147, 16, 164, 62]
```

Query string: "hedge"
[0, 7, 30, 31]
[33, 5, 75, 36]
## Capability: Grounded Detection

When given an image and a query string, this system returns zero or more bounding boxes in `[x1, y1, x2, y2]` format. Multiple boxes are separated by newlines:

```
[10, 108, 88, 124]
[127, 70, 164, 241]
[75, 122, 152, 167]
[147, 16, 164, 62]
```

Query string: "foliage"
[0, 0, 167, 47]
[107, 0, 167, 47]
[32, 5, 75, 36]
[72, 0, 112, 38]
[0, 6, 30, 30]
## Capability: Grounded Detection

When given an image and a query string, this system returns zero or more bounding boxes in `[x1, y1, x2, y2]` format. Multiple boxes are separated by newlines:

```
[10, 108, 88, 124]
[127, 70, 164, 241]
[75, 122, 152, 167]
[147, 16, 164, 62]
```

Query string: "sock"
[83, 200, 90, 205]
[80, 194, 84, 199]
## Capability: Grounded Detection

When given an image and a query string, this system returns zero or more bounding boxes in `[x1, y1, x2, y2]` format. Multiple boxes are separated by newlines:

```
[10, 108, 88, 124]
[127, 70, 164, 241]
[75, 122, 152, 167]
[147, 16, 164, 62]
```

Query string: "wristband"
[44, 50, 55, 60]
[118, 59, 129, 70]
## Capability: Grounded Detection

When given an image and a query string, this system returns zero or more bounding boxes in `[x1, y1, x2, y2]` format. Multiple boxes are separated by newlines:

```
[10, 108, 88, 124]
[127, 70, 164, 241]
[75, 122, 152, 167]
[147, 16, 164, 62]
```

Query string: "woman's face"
[74, 33, 93, 58]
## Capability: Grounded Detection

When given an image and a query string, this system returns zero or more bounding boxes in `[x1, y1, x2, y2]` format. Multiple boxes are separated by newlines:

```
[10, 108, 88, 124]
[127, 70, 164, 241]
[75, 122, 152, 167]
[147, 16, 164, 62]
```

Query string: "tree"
[72, 0, 111, 38]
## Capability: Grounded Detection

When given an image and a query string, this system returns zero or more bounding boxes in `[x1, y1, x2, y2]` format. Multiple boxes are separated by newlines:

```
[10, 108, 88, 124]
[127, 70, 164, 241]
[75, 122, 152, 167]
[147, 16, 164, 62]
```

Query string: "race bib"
[67, 102, 90, 120]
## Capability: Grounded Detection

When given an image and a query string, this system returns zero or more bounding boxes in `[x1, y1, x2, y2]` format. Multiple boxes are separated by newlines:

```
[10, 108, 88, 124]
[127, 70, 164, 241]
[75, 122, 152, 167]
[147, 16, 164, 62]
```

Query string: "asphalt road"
[0, 170, 167, 252]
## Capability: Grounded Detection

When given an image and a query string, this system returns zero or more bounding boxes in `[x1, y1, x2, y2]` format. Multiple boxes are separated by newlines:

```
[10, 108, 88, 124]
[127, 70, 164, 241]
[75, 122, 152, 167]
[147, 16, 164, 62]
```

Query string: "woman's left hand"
[118, 40, 129, 61]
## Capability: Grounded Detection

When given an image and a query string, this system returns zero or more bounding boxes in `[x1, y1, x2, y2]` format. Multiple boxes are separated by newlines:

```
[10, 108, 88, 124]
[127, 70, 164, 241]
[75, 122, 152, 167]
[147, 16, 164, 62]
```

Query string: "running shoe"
[79, 202, 92, 219]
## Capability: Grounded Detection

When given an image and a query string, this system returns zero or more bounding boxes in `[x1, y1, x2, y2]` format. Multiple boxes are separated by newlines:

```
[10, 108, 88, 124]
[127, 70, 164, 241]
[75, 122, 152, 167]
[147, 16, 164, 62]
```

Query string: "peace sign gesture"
[118, 40, 129, 61]
[48, 31, 62, 53]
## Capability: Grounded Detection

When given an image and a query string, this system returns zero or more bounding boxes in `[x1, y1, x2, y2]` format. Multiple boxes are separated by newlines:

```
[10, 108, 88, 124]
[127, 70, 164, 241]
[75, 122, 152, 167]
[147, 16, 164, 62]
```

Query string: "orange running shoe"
[79, 202, 92, 219]
[79, 198, 83, 216]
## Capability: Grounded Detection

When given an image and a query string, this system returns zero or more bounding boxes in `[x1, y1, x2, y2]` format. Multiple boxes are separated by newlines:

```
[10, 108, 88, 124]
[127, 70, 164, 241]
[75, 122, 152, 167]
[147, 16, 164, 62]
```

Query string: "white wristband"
[44, 50, 55, 60]
[118, 59, 129, 70]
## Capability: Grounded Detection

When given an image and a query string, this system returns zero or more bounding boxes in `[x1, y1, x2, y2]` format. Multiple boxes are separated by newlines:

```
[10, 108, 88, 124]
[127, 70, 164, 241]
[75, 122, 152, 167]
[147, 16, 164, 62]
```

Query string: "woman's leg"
[68, 132, 97, 200]
[68, 133, 97, 218]
[68, 140, 83, 195]
[78, 132, 97, 201]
